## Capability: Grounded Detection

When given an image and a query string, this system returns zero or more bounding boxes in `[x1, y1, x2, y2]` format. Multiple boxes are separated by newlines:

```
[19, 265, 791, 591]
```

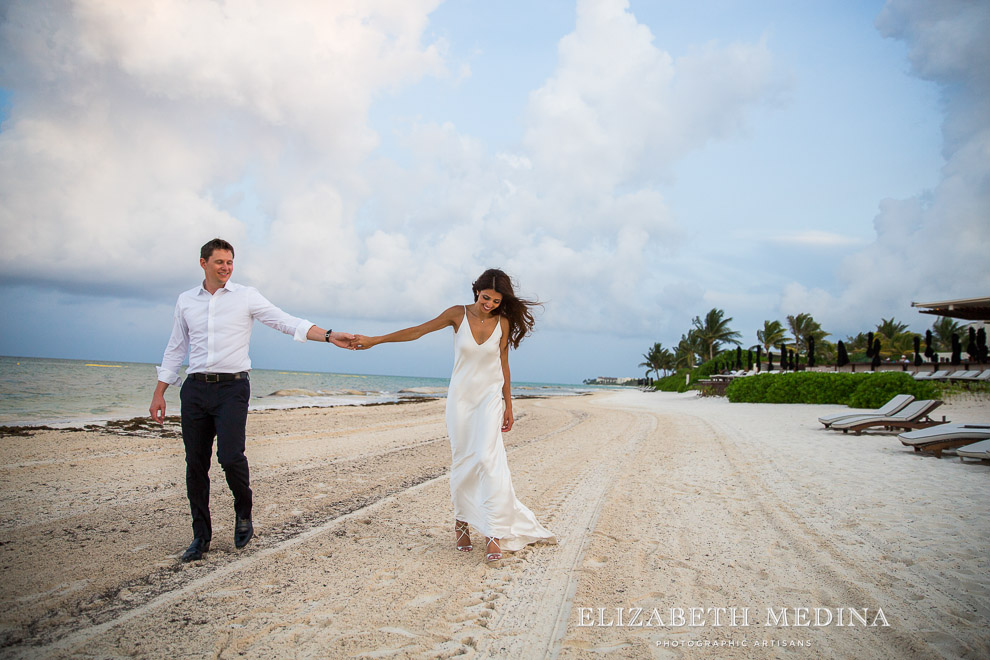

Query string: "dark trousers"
[179, 377, 252, 541]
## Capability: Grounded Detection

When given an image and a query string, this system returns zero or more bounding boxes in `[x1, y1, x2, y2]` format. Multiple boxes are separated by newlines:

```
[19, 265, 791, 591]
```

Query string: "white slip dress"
[445, 307, 555, 551]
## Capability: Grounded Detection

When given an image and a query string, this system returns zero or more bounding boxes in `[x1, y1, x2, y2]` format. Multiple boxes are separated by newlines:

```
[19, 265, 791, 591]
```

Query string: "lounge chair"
[957, 438, 990, 461]
[898, 424, 990, 458]
[829, 399, 945, 435]
[951, 369, 990, 381]
[947, 370, 980, 381]
[912, 369, 949, 381]
[818, 394, 914, 428]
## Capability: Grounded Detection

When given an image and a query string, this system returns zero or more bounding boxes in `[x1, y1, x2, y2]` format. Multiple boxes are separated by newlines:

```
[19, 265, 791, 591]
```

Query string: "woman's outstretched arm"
[352, 306, 462, 349]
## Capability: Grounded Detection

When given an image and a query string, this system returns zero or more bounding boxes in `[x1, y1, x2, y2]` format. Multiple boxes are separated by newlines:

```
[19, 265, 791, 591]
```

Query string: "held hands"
[327, 331, 357, 349]
[349, 335, 378, 350]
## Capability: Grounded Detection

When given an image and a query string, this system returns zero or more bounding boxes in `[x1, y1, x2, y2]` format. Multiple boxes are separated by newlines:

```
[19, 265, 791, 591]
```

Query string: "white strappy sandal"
[485, 537, 503, 567]
[455, 521, 473, 552]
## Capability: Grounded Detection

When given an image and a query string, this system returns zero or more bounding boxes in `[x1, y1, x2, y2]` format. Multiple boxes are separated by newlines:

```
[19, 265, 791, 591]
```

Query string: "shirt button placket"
[207, 293, 217, 371]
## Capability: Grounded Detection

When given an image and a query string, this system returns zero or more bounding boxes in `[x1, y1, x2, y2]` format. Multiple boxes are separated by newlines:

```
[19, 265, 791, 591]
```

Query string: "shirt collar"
[198, 280, 242, 296]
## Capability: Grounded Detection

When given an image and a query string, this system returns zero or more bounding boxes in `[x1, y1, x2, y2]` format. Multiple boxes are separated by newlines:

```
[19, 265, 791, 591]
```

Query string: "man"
[150, 238, 353, 562]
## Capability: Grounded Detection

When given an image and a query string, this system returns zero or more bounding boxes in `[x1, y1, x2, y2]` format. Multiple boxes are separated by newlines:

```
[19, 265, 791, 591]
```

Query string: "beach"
[1, 390, 988, 659]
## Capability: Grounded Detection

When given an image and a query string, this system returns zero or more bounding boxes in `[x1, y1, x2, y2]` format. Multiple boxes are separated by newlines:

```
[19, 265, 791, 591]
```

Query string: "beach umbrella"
[756, 345, 763, 371]
[871, 339, 881, 370]
[747, 349, 753, 370]
[807, 336, 816, 368]
[913, 335, 922, 366]
[951, 333, 961, 365]
[924, 330, 934, 359]
[978, 327, 988, 364]
[836, 340, 849, 367]
[967, 327, 978, 362]
[767, 350, 774, 370]
[866, 332, 875, 358]
[735, 346, 742, 370]
[789, 349, 797, 371]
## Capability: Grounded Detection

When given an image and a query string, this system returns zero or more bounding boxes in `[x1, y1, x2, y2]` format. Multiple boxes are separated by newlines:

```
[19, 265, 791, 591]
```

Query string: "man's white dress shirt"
[156, 281, 313, 386]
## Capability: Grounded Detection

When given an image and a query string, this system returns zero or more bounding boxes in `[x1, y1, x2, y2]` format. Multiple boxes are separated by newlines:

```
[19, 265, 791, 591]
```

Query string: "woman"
[351, 269, 555, 565]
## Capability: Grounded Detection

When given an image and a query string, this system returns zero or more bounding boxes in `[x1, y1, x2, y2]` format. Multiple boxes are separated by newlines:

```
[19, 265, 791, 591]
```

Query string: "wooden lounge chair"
[830, 399, 945, 435]
[951, 369, 990, 381]
[898, 424, 990, 458]
[913, 369, 950, 381]
[957, 438, 990, 462]
[818, 394, 914, 428]
[947, 370, 980, 381]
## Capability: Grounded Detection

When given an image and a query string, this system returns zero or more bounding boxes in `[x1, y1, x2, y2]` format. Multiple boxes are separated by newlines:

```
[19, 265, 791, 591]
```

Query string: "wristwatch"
[325, 329, 333, 342]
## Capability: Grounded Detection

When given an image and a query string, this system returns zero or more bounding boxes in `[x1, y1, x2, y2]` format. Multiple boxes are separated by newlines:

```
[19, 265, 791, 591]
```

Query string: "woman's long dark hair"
[472, 268, 542, 349]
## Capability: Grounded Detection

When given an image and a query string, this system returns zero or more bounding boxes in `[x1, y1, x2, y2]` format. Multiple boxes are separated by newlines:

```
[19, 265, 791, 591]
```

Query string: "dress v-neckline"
[462, 306, 498, 346]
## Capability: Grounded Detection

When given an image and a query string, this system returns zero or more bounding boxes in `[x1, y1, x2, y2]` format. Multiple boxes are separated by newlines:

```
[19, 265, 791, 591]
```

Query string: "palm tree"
[844, 332, 870, 355]
[675, 330, 704, 369]
[658, 347, 676, 376]
[786, 313, 829, 355]
[931, 316, 964, 352]
[638, 342, 672, 380]
[691, 308, 742, 361]
[756, 320, 787, 354]
[876, 317, 909, 339]
[875, 317, 916, 359]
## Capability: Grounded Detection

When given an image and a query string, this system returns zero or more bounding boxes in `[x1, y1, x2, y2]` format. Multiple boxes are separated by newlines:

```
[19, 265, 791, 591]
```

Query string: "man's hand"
[328, 331, 356, 349]
[150, 392, 167, 424]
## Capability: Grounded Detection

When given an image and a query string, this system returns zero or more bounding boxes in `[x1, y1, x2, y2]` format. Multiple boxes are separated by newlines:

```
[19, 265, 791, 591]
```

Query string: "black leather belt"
[188, 372, 249, 382]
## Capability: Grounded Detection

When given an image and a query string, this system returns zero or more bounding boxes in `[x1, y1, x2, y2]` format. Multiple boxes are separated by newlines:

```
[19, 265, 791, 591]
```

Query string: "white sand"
[0, 391, 987, 658]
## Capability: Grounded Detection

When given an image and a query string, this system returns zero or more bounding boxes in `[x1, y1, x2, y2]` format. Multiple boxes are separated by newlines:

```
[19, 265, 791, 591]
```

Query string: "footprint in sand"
[405, 593, 443, 607]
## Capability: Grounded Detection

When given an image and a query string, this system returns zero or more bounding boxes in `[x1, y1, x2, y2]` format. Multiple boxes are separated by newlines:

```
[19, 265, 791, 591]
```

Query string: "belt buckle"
[205, 373, 220, 383]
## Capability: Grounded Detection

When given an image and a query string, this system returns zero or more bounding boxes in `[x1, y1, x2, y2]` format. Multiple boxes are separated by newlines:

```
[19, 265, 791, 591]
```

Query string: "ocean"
[0, 355, 593, 427]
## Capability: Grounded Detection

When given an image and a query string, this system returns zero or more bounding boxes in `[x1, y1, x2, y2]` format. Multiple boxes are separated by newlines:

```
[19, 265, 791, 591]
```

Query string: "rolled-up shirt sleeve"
[248, 288, 314, 342]
[156, 298, 189, 386]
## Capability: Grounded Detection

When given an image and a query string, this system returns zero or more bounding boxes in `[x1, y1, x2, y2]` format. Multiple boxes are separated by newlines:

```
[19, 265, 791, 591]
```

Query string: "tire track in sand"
[447, 401, 658, 659]
[12, 399, 591, 658]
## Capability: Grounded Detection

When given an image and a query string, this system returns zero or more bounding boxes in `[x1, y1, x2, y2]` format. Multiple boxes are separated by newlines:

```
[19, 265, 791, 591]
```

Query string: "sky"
[0, 0, 988, 384]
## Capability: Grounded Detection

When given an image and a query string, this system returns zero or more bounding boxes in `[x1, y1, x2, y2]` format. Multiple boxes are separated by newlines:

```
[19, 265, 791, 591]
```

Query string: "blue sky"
[0, 0, 987, 384]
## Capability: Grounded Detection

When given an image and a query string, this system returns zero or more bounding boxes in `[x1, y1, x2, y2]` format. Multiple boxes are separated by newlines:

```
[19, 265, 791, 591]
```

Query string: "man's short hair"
[201, 238, 235, 261]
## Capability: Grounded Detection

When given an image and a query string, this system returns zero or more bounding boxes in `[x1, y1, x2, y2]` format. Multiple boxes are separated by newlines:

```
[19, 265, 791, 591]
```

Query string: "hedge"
[724, 371, 938, 407]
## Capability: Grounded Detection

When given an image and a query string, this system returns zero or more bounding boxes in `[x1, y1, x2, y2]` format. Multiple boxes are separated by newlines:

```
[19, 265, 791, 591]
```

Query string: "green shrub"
[846, 372, 937, 408]
[654, 357, 731, 392]
[725, 371, 938, 406]
[723, 373, 774, 402]
[930, 380, 990, 399]
[654, 371, 691, 392]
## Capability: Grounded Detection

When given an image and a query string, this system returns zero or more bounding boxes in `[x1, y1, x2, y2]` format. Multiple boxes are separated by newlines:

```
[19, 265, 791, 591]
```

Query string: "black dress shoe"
[234, 517, 254, 549]
[181, 537, 210, 562]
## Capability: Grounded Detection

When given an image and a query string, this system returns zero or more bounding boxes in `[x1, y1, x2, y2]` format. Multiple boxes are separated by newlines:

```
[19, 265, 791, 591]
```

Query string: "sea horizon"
[0, 354, 599, 428]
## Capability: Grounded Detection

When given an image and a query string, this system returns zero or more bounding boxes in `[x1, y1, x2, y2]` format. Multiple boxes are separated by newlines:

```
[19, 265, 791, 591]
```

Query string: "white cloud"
[780, 0, 990, 336]
[523, 0, 780, 193]
[769, 231, 866, 248]
[0, 0, 444, 297]
[0, 0, 783, 337]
